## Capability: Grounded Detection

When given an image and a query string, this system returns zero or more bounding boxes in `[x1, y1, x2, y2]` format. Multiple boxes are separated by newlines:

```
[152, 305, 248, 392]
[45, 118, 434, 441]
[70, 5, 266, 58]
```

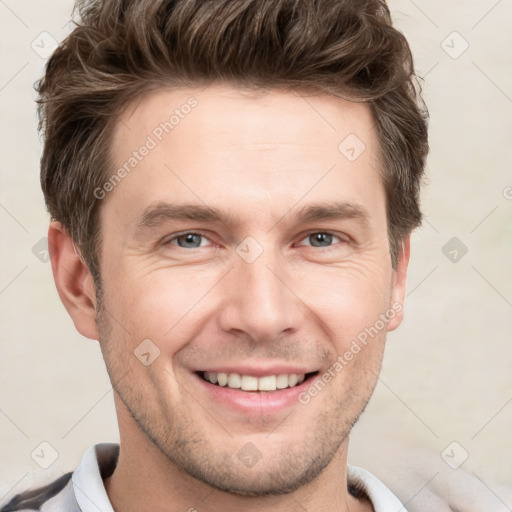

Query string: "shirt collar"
[72, 443, 118, 512]
[347, 465, 407, 511]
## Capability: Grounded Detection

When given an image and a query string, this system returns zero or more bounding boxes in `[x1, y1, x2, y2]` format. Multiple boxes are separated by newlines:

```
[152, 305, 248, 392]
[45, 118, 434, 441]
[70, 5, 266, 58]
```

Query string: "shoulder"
[0, 472, 73, 512]
[1, 443, 119, 512]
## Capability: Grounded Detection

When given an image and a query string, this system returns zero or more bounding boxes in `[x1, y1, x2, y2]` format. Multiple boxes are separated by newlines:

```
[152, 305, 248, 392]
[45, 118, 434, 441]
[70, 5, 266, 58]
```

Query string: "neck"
[104, 435, 372, 512]
[104, 403, 372, 512]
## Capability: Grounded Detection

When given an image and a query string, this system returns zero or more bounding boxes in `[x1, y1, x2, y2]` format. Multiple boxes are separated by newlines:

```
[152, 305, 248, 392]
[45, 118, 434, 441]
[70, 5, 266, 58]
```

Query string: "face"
[89, 84, 408, 495]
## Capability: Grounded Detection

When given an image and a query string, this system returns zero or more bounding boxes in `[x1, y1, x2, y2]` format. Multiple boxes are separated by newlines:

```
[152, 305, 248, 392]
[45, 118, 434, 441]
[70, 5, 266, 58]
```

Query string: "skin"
[49, 83, 410, 512]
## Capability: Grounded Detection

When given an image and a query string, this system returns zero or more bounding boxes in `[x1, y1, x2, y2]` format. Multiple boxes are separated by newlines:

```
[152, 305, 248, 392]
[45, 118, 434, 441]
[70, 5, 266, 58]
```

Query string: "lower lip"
[193, 372, 316, 415]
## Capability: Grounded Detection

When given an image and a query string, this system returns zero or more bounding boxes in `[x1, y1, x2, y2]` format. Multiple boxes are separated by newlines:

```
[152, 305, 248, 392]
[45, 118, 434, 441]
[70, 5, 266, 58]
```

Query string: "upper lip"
[195, 364, 318, 377]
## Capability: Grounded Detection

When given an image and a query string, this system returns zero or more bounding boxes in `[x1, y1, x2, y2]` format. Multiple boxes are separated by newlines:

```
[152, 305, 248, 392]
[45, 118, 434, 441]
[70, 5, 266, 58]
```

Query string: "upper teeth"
[203, 372, 305, 391]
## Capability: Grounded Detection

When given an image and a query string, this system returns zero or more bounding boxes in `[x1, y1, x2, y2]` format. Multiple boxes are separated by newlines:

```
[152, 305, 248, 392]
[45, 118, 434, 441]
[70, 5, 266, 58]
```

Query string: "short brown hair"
[37, 0, 429, 284]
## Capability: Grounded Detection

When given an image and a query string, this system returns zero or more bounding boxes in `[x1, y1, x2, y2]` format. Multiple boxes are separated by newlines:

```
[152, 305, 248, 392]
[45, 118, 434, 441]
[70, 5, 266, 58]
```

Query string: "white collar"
[72, 443, 117, 512]
[346, 465, 407, 511]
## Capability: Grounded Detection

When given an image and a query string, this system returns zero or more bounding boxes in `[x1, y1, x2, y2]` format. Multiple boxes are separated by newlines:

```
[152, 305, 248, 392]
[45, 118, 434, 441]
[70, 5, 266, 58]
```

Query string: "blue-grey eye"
[174, 233, 205, 248]
[308, 232, 335, 247]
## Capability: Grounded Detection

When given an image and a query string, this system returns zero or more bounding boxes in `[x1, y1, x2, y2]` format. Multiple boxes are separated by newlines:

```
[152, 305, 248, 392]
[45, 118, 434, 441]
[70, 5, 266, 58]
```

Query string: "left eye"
[297, 231, 342, 248]
[167, 232, 211, 249]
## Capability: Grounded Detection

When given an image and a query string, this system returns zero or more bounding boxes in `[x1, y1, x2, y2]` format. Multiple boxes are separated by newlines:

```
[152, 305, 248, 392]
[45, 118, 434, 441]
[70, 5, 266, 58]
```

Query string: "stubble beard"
[94, 287, 380, 497]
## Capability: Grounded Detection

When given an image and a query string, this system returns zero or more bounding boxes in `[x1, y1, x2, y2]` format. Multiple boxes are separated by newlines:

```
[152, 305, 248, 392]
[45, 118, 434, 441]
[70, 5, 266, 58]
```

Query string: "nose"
[217, 241, 305, 343]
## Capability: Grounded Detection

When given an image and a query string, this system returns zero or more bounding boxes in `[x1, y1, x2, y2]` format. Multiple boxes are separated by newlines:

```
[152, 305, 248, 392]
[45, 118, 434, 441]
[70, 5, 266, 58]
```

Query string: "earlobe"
[387, 234, 411, 332]
[48, 221, 100, 340]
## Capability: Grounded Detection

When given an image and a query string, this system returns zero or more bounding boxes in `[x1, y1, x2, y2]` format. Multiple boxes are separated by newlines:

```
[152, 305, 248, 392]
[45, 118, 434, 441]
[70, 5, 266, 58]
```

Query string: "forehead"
[114, 84, 378, 156]
[106, 83, 384, 229]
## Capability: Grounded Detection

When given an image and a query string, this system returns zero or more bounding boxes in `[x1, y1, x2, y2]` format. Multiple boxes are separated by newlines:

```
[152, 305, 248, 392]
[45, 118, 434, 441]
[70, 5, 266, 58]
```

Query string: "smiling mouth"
[198, 371, 319, 392]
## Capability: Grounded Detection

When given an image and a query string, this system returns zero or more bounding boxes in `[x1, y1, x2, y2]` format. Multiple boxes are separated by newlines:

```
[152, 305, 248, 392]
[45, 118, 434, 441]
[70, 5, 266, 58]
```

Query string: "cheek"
[296, 264, 392, 338]
[102, 265, 218, 347]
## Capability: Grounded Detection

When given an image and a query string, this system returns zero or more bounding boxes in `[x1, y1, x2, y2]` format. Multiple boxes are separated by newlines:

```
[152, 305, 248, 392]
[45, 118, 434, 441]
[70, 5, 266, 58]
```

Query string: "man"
[1, 0, 441, 510]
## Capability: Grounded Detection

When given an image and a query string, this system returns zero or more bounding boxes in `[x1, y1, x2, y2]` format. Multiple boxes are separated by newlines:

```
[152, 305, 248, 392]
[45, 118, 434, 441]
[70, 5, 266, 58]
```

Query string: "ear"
[48, 221, 100, 340]
[387, 234, 411, 332]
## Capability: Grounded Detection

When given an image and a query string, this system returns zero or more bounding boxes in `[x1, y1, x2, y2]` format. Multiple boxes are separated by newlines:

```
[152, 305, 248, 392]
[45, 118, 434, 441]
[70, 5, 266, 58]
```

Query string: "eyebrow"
[135, 200, 370, 232]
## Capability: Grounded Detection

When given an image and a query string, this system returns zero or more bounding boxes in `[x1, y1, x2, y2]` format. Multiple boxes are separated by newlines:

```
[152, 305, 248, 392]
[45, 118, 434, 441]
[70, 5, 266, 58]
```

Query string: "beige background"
[1, 0, 511, 503]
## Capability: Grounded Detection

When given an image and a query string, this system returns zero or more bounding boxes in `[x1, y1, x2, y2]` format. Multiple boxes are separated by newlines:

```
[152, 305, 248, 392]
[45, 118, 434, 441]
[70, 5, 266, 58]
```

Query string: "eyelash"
[164, 230, 347, 250]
